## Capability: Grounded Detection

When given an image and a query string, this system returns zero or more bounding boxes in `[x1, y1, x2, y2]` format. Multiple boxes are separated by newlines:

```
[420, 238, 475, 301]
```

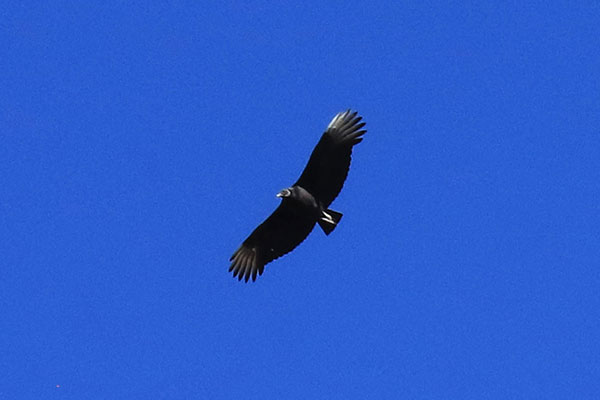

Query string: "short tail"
[318, 209, 343, 235]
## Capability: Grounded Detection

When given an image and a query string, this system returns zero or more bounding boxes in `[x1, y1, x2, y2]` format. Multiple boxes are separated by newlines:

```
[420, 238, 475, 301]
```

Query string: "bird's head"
[276, 188, 292, 198]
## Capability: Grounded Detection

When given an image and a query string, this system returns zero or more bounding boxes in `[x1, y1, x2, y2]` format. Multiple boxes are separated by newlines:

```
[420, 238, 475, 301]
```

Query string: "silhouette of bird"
[229, 110, 367, 282]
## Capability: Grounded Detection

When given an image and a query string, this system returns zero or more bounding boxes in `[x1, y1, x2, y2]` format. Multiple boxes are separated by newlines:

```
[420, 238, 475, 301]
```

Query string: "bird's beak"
[276, 192, 283, 198]
[276, 189, 289, 198]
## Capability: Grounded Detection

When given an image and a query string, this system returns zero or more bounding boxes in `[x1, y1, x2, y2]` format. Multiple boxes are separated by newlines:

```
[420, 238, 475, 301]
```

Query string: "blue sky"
[1, 1, 599, 399]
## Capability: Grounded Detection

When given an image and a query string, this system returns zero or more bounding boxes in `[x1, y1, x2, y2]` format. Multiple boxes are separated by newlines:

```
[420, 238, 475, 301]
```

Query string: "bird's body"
[279, 186, 320, 218]
[229, 110, 366, 282]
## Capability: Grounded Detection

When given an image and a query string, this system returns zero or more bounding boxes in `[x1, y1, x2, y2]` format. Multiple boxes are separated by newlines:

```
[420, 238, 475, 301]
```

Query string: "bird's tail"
[318, 209, 343, 235]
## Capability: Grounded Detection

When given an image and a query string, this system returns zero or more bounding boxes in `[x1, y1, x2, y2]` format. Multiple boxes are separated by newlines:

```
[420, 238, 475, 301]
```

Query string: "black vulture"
[229, 110, 367, 282]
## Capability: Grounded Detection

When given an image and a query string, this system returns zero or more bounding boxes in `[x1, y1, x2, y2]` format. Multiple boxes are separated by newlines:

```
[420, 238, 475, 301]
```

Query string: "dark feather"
[228, 201, 316, 281]
[294, 110, 367, 207]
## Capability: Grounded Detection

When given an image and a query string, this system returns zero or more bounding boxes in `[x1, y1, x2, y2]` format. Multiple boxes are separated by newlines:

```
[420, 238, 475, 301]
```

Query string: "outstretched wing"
[294, 110, 366, 207]
[229, 202, 316, 282]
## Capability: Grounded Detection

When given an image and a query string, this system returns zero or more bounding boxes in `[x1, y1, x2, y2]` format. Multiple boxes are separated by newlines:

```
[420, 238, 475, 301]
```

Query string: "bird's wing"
[293, 110, 366, 207]
[229, 202, 316, 282]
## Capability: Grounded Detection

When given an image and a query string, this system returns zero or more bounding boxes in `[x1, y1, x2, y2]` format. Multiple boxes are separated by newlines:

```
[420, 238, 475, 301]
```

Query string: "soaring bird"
[229, 110, 367, 282]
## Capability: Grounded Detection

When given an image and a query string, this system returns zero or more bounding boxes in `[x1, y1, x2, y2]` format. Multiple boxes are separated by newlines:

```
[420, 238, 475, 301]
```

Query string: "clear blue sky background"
[2, 2, 599, 399]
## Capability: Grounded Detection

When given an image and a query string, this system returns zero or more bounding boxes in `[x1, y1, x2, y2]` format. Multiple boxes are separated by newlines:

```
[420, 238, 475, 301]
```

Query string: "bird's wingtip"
[328, 109, 359, 129]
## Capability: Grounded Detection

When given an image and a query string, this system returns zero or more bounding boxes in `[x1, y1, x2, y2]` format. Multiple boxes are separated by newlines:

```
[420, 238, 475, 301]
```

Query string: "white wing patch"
[327, 111, 344, 129]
